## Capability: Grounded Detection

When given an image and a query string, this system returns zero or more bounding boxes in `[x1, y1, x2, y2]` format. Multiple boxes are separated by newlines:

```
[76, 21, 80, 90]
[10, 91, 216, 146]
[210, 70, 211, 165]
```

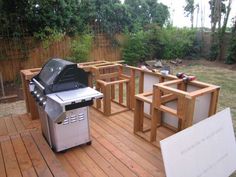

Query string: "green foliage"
[0, 0, 82, 37]
[34, 27, 64, 49]
[184, 0, 198, 28]
[209, 41, 219, 60]
[69, 34, 93, 63]
[122, 31, 149, 65]
[0, 0, 170, 40]
[159, 27, 196, 59]
[208, 0, 232, 61]
[124, 0, 169, 32]
[226, 20, 236, 64]
[184, 0, 195, 16]
[79, 0, 132, 37]
[122, 27, 197, 64]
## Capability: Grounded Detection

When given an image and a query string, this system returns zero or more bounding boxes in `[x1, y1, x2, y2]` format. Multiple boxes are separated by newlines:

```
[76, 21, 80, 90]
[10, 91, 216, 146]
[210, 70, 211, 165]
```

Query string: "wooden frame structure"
[133, 77, 220, 147]
[20, 68, 41, 120]
[91, 64, 131, 116]
[20, 61, 220, 148]
[20, 60, 124, 119]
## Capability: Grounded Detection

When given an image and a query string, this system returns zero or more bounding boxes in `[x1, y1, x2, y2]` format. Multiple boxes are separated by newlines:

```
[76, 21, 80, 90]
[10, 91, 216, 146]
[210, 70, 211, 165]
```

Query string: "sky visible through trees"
[121, 0, 236, 28]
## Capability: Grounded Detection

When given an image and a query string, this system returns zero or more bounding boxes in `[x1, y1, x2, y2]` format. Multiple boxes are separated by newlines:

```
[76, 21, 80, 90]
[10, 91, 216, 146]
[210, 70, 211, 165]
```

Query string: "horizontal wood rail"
[159, 105, 178, 117]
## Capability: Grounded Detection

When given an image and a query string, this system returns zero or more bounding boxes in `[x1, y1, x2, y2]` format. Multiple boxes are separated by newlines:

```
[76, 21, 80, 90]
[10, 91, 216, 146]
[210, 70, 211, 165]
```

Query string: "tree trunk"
[191, 13, 194, 29]
[217, 0, 232, 61]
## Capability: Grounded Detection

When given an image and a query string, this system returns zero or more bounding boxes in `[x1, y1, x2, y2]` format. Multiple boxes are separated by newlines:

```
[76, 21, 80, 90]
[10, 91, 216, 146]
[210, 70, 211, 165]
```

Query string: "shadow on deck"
[0, 107, 172, 177]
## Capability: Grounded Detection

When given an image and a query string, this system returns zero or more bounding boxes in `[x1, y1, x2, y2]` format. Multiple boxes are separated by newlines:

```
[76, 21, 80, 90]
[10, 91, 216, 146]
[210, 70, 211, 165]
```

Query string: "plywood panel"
[193, 93, 211, 124]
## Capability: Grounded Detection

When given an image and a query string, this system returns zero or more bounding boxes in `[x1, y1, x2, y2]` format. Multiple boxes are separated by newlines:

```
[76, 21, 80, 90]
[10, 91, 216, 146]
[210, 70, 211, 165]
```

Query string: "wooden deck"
[0, 108, 174, 177]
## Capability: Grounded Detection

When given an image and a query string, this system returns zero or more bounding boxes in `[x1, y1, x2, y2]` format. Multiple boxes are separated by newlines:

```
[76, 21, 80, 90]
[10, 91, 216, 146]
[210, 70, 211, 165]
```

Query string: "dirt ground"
[180, 58, 236, 70]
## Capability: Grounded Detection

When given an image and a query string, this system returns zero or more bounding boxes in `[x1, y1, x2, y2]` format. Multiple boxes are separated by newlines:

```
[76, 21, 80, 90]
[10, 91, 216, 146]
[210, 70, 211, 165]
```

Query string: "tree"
[209, 0, 232, 61]
[0, 0, 82, 37]
[226, 18, 236, 64]
[184, 0, 195, 29]
[79, 0, 131, 35]
[124, 0, 169, 32]
[218, 0, 232, 60]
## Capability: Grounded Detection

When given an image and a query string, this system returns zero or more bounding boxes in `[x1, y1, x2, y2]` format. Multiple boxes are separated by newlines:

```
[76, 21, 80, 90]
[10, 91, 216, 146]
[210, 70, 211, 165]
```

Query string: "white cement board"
[160, 108, 236, 177]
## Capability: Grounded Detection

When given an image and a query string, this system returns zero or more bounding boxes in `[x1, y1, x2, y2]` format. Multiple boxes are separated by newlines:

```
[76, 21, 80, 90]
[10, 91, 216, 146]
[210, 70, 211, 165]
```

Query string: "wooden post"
[104, 84, 111, 116]
[126, 82, 131, 108]
[139, 72, 144, 94]
[150, 86, 162, 142]
[177, 96, 185, 131]
[20, 72, 30, 113]
[208, 88, 220, 116]
[110, 67, 115, 100]
[130, 69, 135, 109]
[88, 72, 93, 88]
[118, 66, 123, 104]
[95, 82, 101, 109]
[133, 99, 144, 133]
[182, 97, 195, 129]
[20, 70, 40, 120]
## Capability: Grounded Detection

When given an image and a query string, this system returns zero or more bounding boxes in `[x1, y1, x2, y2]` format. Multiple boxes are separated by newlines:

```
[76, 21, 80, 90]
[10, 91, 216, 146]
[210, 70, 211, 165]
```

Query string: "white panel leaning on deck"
[160, 108, 236, 177]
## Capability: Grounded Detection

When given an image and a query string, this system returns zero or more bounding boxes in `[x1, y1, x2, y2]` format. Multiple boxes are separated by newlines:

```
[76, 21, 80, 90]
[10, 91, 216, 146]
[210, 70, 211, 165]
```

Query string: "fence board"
[0, 34, 121, 82]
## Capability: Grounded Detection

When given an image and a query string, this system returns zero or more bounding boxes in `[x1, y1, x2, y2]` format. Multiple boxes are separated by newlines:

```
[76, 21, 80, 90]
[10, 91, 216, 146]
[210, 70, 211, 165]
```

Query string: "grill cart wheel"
[86, 141, 92, 145]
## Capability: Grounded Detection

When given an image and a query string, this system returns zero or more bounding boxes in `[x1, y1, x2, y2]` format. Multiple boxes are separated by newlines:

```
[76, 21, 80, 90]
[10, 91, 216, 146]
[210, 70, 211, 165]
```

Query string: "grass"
[173, 64, 236, 177]
[173, 65, 236, 133]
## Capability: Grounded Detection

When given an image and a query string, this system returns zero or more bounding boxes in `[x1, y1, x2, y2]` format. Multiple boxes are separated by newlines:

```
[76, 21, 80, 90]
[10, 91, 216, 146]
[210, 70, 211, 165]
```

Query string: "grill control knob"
[32, 90, 38, 97]
[36, 94, 41, 102]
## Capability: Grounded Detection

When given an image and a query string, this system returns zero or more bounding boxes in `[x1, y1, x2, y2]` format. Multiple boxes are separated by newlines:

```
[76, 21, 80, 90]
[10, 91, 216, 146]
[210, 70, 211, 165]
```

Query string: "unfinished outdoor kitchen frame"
[21, 60, 220, 146]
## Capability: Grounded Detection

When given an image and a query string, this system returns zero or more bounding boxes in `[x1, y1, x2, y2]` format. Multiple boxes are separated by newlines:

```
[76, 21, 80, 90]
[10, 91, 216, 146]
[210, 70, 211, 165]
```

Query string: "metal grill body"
[30, 58, 103, 152]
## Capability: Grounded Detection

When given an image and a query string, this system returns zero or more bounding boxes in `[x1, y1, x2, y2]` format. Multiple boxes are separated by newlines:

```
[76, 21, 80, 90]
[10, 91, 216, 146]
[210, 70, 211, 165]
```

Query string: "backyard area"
[174, 59, 236, 132]
[0, 0, 236, 176]
[1, 59, 235, 132]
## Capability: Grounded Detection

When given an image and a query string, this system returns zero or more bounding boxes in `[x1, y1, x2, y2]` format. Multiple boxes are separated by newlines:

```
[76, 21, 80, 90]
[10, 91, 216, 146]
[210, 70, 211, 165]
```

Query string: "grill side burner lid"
[45, 87, 103, 123]
[34, 58, 88, 94]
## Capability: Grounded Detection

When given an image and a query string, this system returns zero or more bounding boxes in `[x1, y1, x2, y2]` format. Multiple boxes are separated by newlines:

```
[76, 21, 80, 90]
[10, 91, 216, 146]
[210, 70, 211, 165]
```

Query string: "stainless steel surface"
[48, 107, 91, 152]
[30, 58, 103, 152]
[45, 87, 102, 123]
[33, 86, 103, 152]
[37, 104, 52, 147]
[47, 87, 103, 105]
[32, 78, 45, 92]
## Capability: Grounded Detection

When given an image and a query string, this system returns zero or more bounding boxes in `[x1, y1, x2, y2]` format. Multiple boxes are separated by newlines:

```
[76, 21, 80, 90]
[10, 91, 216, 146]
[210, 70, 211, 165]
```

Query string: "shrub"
[226, 21, 236, 64]
[122, 27, 197, 65]
[159, 27, 196, 59]
[34, 27, 64, 49]
[69, 34, 93, 63]
[122, 31, 149, 65]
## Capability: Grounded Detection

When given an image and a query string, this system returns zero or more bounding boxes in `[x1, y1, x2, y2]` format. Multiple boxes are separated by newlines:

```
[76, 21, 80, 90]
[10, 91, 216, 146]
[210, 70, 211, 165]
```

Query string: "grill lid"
[33, 58, 88, 94]
[38, 58, 72, 86]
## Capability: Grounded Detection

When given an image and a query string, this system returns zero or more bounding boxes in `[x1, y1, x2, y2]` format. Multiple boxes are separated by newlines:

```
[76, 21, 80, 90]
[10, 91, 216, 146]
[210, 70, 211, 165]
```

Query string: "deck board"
[4, 116, 17, 135]
[0, 118, 8, 136]
[0, 108, 170, 177]
[11, 134, 38, 177]
[21, 132, 54, 177]
[31, 131, 68, 177]
[83, 145, 123, 177]
[1, 136, 22, 177]
[63, 150, 94, 177]
[73, 148, 109, 177]
[0, 138, 7, 177]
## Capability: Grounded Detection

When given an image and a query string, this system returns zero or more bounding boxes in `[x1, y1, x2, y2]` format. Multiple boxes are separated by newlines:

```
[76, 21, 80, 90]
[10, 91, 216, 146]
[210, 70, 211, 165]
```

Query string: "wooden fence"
[0, 32, 231, 82]
[0, 34, 122, 82]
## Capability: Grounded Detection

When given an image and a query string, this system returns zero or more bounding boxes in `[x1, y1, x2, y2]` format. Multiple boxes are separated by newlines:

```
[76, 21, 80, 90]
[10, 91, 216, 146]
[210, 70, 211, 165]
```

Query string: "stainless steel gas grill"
[30, 58, 103, 152]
